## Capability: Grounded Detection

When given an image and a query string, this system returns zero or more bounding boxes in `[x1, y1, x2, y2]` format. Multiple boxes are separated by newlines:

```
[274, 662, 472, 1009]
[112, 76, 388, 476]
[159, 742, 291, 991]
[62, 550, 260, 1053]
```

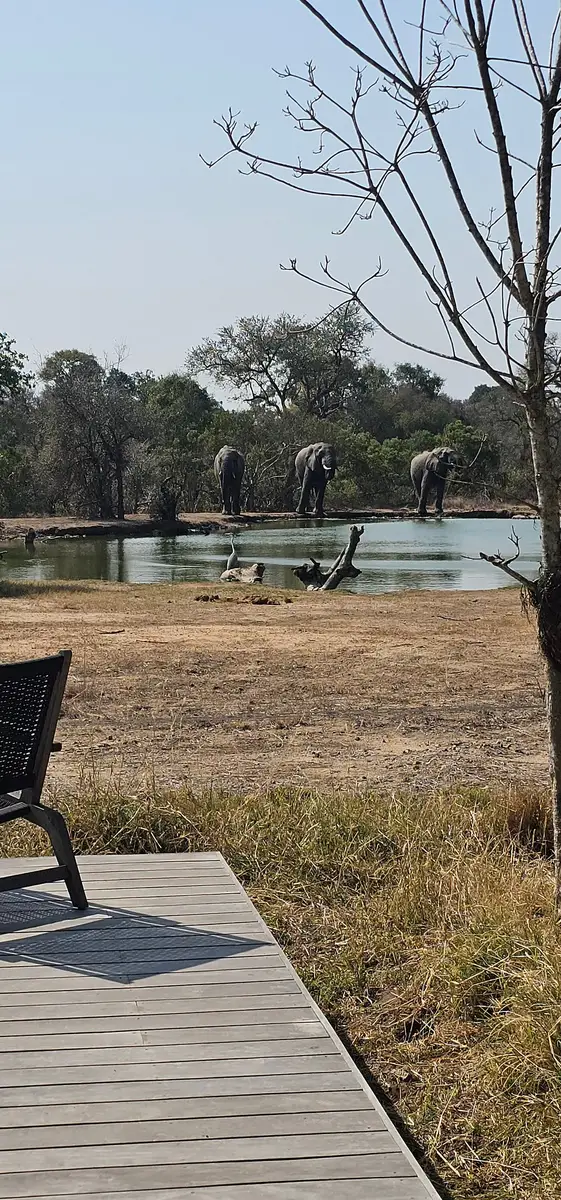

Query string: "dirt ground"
[0, 578, 546, 795]
[0, 501, 536, 542]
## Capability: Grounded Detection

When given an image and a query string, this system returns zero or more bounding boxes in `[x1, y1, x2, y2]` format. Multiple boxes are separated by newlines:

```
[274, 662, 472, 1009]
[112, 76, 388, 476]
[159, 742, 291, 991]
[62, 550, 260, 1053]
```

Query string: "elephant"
[295, 443, 337, 518]
[214, 446, 245, 516]
[410, 446, 458, 517]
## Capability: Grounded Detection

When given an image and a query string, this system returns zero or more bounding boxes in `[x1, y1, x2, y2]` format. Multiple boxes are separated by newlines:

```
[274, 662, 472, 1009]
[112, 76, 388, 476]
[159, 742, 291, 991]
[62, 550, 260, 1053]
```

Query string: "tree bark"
[526, 398, 561, 904]
[115, 456, 125, 522]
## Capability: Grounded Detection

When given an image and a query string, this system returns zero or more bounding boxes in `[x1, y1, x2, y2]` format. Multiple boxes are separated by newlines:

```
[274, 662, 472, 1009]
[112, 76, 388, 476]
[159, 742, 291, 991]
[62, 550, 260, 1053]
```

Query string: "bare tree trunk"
[293, 526, 364, 590]
[320, 525, 364, 590]
[115, 457, 125, 522]
[546, 663, 561, 905]
[527, 399, 561, 904]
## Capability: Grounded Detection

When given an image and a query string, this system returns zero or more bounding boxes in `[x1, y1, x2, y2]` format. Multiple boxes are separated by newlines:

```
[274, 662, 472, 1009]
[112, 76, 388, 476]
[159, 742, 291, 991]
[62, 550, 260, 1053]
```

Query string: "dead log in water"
[293, 525, 364, 591]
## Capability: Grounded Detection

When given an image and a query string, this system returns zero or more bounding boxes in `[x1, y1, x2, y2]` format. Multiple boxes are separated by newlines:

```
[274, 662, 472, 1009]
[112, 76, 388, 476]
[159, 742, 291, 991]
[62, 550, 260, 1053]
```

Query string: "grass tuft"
[2, 780, 560, 1200]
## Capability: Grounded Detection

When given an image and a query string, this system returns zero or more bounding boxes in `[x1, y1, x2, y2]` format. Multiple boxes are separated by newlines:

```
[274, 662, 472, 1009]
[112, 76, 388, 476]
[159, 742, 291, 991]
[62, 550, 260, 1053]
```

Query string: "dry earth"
[0, 579, 546, 794]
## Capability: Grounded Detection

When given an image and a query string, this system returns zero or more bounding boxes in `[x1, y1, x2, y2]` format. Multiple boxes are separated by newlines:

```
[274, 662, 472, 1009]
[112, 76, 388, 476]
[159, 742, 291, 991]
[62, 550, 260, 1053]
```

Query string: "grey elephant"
[410, 446, 458, 517]
[214, 446, 245, 516]
[295, 443, 337, 518]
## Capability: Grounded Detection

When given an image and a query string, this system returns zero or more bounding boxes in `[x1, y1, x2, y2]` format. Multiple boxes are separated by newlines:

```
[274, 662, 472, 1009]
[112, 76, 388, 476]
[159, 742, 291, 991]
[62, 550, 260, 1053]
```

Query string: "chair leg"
[25, 805, 88, 910]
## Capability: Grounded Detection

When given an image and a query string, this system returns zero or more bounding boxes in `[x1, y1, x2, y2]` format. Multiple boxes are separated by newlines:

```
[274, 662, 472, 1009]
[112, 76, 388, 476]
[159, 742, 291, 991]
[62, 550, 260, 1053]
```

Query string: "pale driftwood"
[220, 562, 265, 584]
[293, 526, 364, 592]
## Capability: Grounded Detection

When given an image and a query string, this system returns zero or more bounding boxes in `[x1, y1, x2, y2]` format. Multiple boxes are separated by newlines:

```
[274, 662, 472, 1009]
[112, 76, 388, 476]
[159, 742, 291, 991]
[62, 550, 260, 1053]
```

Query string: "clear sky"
[1, 1, 558, 399]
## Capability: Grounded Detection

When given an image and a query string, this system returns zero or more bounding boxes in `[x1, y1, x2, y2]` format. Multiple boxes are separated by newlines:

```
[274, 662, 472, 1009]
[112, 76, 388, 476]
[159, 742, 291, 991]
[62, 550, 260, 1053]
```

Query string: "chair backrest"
[0, 651, 72, 800]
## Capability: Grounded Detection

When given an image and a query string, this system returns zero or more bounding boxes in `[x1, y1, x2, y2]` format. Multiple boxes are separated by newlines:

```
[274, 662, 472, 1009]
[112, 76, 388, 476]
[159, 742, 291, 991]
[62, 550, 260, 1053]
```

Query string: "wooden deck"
[0, 853, 440, 1199]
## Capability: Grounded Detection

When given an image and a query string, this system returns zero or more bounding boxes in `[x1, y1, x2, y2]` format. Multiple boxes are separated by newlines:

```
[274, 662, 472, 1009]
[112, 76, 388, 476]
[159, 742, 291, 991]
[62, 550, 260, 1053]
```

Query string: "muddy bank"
[0, 504, 537, 543]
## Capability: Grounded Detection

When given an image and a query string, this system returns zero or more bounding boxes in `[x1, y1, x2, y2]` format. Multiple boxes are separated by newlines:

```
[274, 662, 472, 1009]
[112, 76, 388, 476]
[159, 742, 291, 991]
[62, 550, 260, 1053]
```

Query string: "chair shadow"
[0, 889, 270, 983]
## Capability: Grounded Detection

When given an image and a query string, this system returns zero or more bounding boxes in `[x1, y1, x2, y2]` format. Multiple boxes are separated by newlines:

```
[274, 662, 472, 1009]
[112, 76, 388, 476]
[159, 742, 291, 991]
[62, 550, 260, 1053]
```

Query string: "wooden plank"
[0, 955, 285, 983]
[0, 939, 274, 962]
[0, 1131, 399, 1172]
[0, 911, 262, 936]
[0, 1035, 331, 1072]
[60, 902, 252, 915]
[0, 948, 280, 976]
[74, 864, 225, 872]
[0, 868, 223, 882]
[66, 872, 239, 885]
[0, 1088, 371, 1128]
[0, 1066, 354, 1108]
[77, 882, 241, 896]
[0, 969, 293, 998]
[0, 1154, 416, 1197]
[0, 1003, 315, 1037]
[0, 990, 304, 1020]
[81, 906, 259, 917]
[0, 1054, 349, 1094]
[1, 925, 274, 947]
[1, 927, 270, 952]
[0, 1019, 325, 1053]
[1, 934, 272, 957]
[0, 854, 223, 867]
[0, 1110, 383, 1151]
[17, 1184, 430, 1200]
[18, 883, 243, 898]
[57, 878, 239, 891]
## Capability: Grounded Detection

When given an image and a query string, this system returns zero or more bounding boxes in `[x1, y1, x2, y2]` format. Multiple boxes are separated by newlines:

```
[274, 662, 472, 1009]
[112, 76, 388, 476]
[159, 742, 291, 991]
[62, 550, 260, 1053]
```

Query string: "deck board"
[0, 854, 439, 1199]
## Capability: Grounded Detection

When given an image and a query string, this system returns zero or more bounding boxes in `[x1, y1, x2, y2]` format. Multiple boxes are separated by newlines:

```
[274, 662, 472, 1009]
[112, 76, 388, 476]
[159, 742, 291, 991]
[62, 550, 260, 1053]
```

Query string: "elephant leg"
[418, 469, 432, 517]
[232, 482, 241, 516]
[220, 474, 231, 515]
[312, 477, 327, 517]
[434, 474, 446, 514]
[296, 468, 313, 516]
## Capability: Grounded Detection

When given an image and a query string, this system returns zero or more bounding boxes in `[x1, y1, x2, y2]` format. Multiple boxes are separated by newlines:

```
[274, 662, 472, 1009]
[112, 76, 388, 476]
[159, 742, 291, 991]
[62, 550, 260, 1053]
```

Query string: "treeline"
[0, 307, 539, 519]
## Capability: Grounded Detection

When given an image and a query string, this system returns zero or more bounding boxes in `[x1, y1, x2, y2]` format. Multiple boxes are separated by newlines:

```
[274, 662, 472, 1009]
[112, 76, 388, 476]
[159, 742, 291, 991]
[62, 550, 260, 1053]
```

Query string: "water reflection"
[0, 517, 542, 594]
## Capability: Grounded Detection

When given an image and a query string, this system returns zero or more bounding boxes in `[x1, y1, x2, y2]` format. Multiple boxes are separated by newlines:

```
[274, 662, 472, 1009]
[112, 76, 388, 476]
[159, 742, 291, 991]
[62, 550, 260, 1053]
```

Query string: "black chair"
[0, 650, 87, 909]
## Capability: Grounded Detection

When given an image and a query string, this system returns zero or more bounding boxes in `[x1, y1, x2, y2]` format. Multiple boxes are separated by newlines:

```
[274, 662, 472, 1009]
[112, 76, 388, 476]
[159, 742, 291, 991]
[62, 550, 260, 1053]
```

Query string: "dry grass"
[0, 580, 547, 794]
[2, 779, 560, 1200]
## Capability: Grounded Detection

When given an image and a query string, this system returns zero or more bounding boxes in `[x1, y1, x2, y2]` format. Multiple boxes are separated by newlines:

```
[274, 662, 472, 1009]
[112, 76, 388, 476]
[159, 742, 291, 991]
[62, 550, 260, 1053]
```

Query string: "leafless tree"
[206, 1, 561, 904]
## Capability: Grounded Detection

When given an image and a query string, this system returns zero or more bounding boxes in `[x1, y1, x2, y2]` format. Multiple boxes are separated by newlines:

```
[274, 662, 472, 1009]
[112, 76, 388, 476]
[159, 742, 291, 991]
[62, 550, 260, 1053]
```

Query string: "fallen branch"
[478, 529, 536, 593]
[293, 525, 364, 591]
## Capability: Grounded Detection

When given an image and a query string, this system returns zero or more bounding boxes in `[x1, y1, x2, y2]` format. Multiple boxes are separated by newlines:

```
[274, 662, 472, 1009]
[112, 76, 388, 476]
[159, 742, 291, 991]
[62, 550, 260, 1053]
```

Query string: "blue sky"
[1, 1, 558, 399]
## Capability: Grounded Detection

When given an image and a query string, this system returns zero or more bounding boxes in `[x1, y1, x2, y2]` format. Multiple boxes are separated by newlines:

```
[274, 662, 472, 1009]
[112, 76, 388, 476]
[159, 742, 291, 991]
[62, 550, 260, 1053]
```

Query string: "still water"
[0, 518, 542, 594]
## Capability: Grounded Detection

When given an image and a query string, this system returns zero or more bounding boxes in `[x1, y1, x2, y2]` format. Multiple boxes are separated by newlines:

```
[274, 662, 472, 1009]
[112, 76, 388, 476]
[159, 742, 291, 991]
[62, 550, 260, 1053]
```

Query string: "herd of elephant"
[214, 443, 459, 519]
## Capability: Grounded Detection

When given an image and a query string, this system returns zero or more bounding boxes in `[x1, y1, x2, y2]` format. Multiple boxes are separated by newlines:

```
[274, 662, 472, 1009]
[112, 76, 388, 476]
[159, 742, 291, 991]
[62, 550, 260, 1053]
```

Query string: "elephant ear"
[307, 448, 318, 471]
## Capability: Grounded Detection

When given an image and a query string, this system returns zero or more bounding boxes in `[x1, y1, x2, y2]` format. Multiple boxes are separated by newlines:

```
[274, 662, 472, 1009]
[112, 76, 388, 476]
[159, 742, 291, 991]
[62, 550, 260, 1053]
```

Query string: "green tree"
[441, 419, 501, 500]
[0, 334, 36, 516]
[392, 363, 444, 400]
[39, 351, 148, 519]
[0, 333, 33, 400]
[139, 373, 219, 519]
[188, 305, 373, 417]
